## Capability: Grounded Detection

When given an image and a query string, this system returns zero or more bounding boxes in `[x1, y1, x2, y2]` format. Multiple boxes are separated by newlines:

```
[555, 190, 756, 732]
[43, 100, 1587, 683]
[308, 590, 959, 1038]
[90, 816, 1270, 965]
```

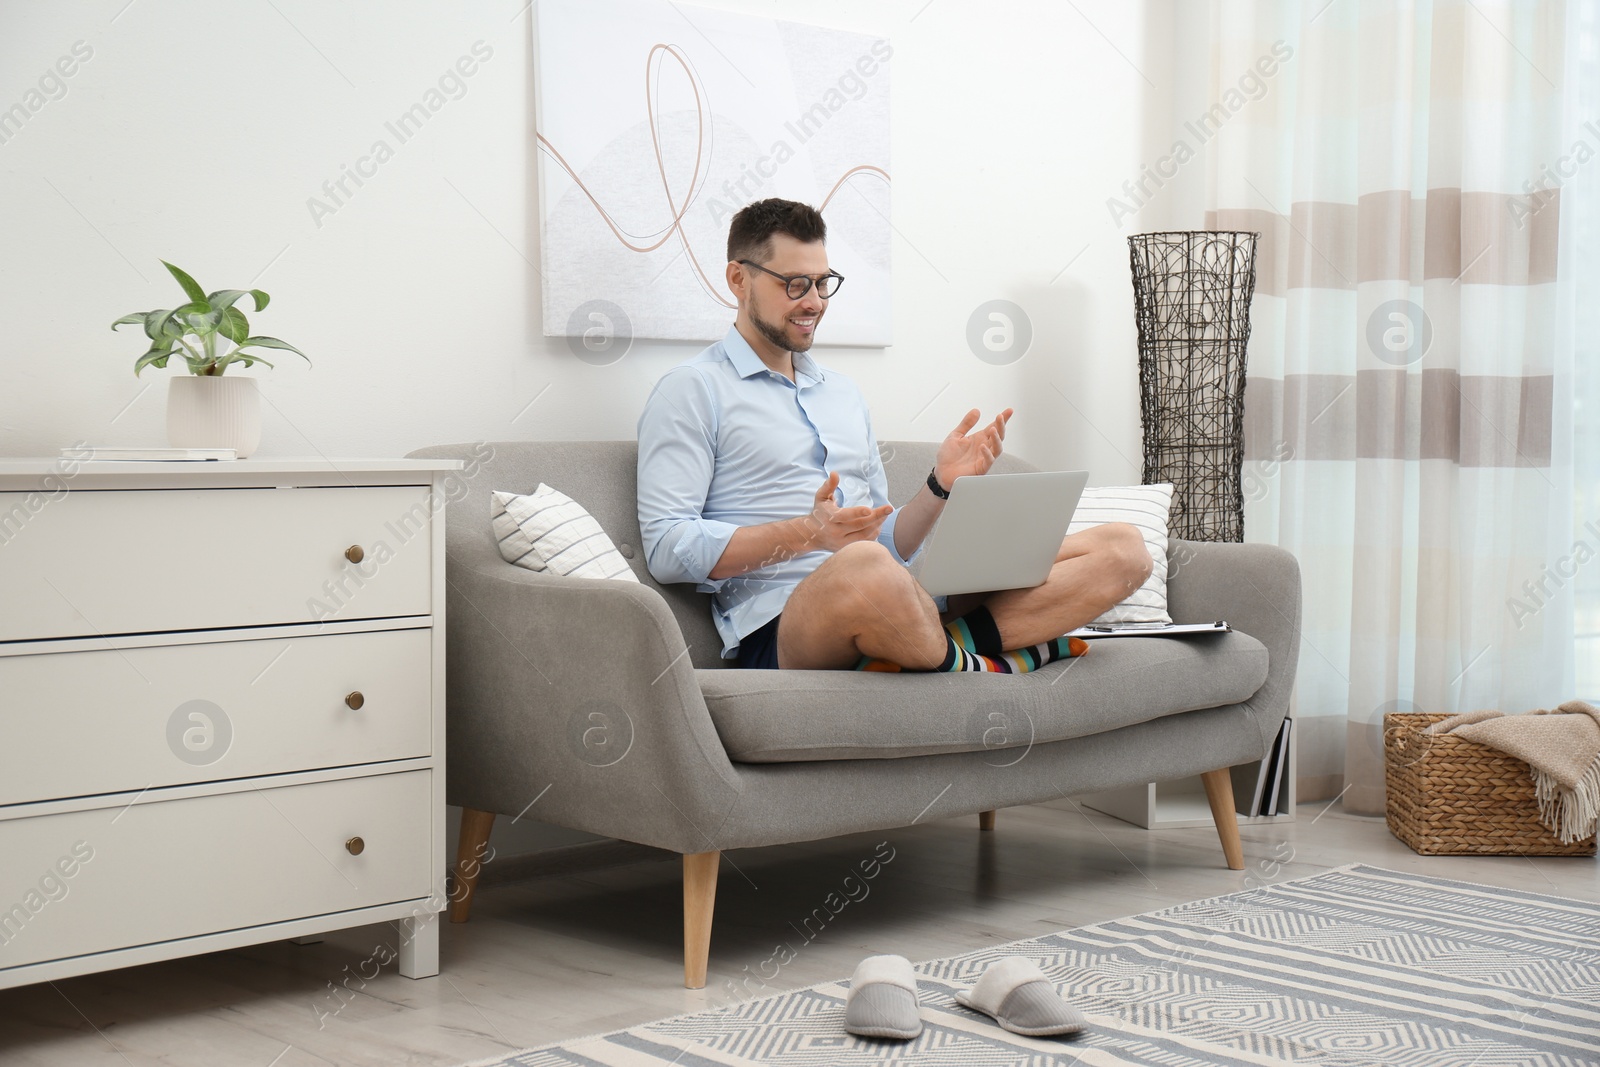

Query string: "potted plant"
[113, 261, 310, 458]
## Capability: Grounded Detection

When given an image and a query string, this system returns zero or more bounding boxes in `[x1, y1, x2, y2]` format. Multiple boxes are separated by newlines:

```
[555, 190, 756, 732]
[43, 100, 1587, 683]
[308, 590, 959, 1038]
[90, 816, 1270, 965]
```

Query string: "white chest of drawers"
[0, 457, 462, 990]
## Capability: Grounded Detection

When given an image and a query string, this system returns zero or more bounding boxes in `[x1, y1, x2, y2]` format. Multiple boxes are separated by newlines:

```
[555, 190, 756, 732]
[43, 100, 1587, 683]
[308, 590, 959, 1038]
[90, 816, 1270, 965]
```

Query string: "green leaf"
[220, 306, 250, 344]
[162, 261, 207, 304]
[152, 312, 180, 341]
[215, 351, 276, 372]
[111, 312, 147, 331]
[134, 343, 174, 377]
[147, 309, 180, 340]
[236, 335, 311, 366]
[207, 288, 270, 313]
[175, 302, 221, 334]
[169, 301, 210, 330]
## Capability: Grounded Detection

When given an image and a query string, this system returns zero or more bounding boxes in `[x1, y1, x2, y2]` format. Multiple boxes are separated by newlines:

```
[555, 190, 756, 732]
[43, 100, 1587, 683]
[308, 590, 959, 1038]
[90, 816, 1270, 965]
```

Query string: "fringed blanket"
[1429, 700, 1600, 844]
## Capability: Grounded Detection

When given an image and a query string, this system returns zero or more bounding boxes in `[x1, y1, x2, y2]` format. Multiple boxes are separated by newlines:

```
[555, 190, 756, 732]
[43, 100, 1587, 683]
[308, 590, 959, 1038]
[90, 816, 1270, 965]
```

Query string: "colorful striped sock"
[980, 635, 1090, 673]
[855, 632, 1089, 674]
[945, 605, 1005, 657]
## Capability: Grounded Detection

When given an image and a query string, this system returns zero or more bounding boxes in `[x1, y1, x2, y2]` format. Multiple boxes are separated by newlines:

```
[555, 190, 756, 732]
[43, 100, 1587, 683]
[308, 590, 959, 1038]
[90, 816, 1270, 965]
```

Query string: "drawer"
[0, 629, 433, 805]
[0, 486, 432, 641]
[0, 771, 432, 971]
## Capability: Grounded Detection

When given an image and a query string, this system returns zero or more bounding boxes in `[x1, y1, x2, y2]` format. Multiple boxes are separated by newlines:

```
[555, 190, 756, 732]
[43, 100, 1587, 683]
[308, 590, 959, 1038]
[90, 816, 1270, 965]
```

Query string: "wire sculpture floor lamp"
[1127, 231, 1259, 542]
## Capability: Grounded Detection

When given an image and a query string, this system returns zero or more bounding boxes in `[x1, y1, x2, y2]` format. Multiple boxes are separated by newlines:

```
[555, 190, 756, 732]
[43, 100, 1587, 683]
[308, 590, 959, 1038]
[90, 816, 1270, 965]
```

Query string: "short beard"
[751, 306, 813, 353]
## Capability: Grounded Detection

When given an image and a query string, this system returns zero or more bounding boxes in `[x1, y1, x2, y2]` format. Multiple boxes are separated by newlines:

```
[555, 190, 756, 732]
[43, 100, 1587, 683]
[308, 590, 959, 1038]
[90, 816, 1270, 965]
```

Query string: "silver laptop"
[910, 471, 1089, 596]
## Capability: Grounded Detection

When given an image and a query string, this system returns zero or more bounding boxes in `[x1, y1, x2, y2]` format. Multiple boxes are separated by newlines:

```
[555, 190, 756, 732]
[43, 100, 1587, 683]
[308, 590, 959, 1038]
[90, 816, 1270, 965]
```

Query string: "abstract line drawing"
[535, 0, 893, 346]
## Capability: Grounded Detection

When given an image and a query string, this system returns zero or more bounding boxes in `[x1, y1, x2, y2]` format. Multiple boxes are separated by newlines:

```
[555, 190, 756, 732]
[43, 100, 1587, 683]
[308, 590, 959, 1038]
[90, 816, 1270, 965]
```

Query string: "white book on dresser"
[0, 456, 462, 990]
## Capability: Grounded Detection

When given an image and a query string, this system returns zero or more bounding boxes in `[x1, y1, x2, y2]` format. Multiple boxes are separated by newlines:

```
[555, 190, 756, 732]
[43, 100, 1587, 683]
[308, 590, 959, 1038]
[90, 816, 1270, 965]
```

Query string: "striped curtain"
[1198, 1, 1575, 812]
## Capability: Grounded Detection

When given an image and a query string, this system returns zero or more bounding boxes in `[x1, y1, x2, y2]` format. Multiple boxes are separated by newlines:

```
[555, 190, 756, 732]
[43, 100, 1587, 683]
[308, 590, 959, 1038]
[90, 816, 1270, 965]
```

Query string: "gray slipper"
[954, 957, 1086, 1037]
[844, 954, 922, 1040]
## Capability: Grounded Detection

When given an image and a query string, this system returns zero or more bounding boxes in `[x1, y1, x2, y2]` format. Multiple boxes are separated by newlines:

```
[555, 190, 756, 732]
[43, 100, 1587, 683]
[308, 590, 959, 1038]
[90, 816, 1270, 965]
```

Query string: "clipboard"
[1068, 620, 1231, 638]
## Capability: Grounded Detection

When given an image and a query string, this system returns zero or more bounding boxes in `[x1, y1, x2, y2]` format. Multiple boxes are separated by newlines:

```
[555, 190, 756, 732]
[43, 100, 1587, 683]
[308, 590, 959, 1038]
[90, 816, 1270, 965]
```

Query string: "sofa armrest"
[1164, 538, 1302, 756]
[444, 556, 743, 855]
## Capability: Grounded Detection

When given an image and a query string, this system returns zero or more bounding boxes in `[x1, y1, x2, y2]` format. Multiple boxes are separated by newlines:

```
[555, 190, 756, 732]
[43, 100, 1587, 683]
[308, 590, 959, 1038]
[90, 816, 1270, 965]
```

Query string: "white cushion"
[1068, 483, 1172, 624]
[490, 485, 639, 582]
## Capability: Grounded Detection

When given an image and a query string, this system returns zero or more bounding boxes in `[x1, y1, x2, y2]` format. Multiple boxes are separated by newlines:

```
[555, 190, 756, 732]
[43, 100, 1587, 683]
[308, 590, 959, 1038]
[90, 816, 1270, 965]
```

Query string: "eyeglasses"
[738, 260, 845, 300]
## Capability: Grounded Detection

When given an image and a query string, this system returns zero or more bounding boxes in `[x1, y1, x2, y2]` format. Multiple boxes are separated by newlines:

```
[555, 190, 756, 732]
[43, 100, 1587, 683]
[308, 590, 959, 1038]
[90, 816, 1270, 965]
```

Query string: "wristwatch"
[926, 467, 950, 500]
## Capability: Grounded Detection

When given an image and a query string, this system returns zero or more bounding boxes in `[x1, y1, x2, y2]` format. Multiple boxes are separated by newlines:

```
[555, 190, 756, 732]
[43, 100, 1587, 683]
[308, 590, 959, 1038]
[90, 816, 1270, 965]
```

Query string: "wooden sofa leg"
[683, 850, 720, 989]
[450, 808, 496, 923]
[978, 809, 996, 831]
[1200, 769, 1245, 870]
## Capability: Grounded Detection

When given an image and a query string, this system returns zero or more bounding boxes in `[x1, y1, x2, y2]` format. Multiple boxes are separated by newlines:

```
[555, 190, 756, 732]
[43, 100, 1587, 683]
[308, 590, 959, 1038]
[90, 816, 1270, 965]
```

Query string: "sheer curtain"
[1568, 1, 1600, 701]
[1194, 1, 1576, 812]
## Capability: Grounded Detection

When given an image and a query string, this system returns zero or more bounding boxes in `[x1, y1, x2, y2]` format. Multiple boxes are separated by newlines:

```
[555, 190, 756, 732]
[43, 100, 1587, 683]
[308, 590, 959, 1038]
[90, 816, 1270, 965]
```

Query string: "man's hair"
[726, 199, 826, 264]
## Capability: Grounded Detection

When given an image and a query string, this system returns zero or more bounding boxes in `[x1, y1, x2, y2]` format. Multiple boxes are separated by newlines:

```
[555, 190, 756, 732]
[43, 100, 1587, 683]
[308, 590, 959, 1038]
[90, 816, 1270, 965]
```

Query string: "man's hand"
[707, 472, 893, 579]
[800, 471, 893, 552]
[934, 407, 1013, 489]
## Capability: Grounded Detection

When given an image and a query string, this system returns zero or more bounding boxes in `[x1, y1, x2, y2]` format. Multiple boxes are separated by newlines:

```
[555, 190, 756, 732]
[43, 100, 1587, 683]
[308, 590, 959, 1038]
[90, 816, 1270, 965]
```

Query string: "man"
[637, 198, 1151, 671]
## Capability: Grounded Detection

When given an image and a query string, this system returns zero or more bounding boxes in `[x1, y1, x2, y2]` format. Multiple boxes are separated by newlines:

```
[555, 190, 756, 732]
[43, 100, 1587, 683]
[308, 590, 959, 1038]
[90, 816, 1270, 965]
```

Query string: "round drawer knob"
[345, 836, 365, 856]
[345, 545, 365, 564]
[345, 691, 365, 710]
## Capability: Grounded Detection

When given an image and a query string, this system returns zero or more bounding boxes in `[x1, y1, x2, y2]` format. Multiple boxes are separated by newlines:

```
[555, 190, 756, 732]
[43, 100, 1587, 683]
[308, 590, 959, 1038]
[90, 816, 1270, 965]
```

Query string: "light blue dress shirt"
[637, 326, 914, 659]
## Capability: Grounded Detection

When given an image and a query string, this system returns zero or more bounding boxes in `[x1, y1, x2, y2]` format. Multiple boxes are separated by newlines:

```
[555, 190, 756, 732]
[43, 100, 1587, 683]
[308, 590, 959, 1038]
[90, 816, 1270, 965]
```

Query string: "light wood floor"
[2, 800, 1594, 1066]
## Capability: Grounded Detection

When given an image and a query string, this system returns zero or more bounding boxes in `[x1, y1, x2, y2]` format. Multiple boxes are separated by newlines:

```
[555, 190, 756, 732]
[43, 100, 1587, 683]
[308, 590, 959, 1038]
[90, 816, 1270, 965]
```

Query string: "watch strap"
[926, 467, 950, 500]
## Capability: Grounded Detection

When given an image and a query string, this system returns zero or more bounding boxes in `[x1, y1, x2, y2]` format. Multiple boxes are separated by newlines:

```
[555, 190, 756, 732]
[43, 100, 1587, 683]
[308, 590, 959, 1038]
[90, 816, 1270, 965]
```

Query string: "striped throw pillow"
[1068, 483, 1173, 625]
[490, 485, 640, 582]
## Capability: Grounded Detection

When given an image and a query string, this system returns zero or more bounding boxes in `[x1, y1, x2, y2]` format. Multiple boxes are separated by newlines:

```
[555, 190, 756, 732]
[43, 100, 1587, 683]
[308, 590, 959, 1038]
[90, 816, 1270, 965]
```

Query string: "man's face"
[741, 234, 830, 354]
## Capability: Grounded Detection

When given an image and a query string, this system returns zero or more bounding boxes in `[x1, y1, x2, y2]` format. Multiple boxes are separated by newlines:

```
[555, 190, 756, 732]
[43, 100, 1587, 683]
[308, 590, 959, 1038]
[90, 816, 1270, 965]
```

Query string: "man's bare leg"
[776, 541, 947, 670]
[983, 523, 1152, 648]
[776, 524, 1150, 669]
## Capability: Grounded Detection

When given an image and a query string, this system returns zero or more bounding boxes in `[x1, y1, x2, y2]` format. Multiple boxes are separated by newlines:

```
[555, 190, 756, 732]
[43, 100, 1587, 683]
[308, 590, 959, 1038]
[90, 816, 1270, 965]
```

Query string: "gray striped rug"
[464, 864, 1600, 1066]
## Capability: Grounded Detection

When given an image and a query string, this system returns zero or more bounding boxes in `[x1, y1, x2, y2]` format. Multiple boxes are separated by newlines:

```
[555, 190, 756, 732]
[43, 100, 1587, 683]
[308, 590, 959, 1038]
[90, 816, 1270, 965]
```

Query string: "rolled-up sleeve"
[879, 508, 911, 563]
[637, 368, 739, 590]
[865, 421, 921, 565]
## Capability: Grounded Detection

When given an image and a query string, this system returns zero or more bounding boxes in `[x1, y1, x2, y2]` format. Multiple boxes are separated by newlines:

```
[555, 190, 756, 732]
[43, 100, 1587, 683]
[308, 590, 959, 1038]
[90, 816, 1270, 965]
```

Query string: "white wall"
[0, 0, 1179, 472]
[0, 0, 1181, 852]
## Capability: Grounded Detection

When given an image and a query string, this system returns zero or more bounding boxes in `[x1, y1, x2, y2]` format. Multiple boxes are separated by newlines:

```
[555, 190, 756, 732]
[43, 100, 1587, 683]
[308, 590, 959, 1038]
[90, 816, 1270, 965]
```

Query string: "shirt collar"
[721, 325, 826, 386]
[793, 349, 825, 385]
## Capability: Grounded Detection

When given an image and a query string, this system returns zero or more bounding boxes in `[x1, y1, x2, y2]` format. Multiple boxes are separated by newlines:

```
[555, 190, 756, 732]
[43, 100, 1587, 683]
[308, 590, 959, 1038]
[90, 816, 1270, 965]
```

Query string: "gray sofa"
[408, 440, 1302, 988]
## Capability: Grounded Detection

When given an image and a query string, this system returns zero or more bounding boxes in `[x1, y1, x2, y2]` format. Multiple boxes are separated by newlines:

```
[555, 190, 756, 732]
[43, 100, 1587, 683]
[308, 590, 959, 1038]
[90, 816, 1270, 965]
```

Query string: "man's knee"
[829, 540, 917, 604]
[1104, 523, 1153, 588]
[832, 539, 899, 577]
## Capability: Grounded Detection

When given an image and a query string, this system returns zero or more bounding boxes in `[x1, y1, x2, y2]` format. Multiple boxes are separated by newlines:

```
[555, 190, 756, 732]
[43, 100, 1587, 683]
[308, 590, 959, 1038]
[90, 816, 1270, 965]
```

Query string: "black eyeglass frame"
[737, 260, 846, 300]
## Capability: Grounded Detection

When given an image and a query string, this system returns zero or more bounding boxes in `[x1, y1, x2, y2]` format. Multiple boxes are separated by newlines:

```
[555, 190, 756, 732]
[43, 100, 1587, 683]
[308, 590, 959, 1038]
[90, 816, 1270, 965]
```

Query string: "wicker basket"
[1384, 712, 1597, 857]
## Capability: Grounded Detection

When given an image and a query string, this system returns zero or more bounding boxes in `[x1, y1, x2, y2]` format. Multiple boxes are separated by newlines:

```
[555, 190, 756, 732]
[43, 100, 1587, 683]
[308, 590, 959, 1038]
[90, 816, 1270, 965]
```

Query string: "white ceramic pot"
[166, 376, 262, 458]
